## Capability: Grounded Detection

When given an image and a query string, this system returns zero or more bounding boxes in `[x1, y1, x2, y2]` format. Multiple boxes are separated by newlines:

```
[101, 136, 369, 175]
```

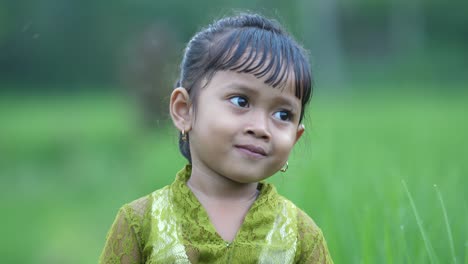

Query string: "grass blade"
[402, 180, 437, 264]
[434, 184, 457, 264]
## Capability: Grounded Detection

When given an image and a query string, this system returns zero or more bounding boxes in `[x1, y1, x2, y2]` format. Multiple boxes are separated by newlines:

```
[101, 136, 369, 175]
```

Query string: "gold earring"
[181, 129, 187, 141]
[280, 161, 288, 173]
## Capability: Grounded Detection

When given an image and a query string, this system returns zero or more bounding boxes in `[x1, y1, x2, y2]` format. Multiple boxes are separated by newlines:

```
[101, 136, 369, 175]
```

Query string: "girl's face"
[188, 70, 304, 183]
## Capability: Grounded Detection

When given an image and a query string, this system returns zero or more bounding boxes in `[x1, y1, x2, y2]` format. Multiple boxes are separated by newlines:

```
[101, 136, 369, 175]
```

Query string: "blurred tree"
[1, 0, 467, 91]
[298, 0, 346, 88]
[389, 0, 426, 56]
[120, 23, 179, 127]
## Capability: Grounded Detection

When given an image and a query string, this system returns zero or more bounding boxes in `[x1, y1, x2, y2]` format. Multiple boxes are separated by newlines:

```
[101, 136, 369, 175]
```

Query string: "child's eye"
[229, 96, 249, 108]
[273, 110, 293, 121]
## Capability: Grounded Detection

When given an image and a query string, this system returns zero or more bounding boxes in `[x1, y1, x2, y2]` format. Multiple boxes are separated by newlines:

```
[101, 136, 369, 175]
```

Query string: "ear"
[294, 124, 305, 144]
[169, 87, 193, 132]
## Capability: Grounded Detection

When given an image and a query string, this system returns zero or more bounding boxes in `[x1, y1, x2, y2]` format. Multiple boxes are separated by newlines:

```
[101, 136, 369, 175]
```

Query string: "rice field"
[0, 89, 466, 263]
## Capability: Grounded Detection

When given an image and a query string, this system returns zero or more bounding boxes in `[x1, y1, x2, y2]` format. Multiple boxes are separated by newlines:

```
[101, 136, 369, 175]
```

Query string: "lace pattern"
[99, 206, 142, 264]
[99, 165, 333, 263]
[147, 187, 189, 263]
[258, 199, 297, 263]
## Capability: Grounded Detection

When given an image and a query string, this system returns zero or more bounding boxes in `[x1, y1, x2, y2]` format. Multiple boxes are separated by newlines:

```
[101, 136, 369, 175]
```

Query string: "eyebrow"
[224, 82, 300, 111]
[224, 83, 259, 96]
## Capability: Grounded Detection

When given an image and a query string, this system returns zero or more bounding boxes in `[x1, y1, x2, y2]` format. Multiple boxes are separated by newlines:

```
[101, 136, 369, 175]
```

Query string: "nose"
[245, 111, 271, 140]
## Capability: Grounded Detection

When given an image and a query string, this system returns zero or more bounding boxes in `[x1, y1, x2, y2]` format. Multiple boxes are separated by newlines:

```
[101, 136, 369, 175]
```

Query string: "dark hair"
[176, 13, 313, 163]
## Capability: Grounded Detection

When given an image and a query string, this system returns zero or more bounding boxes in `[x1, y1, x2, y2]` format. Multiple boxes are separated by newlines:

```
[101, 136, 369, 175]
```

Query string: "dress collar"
[170, 165, 280, 244]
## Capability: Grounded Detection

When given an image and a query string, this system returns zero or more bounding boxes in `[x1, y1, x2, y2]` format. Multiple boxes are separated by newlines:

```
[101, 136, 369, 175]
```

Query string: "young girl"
[100, 13, 333, 264]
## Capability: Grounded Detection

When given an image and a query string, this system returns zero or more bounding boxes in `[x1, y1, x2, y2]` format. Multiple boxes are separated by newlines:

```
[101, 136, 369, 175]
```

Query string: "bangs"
[205, 28, 311, 101]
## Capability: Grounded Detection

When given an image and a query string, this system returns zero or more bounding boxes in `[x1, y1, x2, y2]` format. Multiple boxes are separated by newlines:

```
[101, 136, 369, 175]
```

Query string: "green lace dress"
[99, 165, 333, 264]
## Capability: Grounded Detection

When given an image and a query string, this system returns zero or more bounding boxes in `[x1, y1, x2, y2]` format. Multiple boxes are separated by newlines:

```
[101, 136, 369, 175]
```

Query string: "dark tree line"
[0, 0, 466, 89]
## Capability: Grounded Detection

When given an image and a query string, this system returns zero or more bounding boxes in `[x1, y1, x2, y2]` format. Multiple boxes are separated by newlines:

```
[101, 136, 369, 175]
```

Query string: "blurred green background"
[1, 0, 467, 263]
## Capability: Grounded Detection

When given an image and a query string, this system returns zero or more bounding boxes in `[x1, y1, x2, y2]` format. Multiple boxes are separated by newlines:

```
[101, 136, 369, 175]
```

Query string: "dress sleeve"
[296, 209, 333, 264]
[99, 206, 142, 264]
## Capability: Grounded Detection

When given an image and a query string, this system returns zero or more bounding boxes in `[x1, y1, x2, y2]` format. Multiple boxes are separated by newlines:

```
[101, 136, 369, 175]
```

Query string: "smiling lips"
[235, 144, 267, 158]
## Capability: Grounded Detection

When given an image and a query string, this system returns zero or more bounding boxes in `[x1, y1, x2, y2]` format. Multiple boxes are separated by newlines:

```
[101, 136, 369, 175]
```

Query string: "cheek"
[274, 129, 298, 154]
[212, 119, 240, 146]
[192, 107, 237, 139]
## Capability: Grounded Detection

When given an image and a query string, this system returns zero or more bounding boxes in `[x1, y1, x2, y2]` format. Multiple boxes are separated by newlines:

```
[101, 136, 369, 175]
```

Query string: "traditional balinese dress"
[99, 165, 333, 263]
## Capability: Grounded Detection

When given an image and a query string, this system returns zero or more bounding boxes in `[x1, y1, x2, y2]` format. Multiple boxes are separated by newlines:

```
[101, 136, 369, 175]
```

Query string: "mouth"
[235, 144, 267, 158]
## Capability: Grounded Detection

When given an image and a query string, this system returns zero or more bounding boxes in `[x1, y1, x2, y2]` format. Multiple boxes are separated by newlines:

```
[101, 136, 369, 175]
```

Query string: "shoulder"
[295, 207, 323, 239]
[123, 186, 171, 223]
[270, 191, 332, 263]
[293, 206, 333, 264]
[117, 188, 169, 247]
[125, 195, 151, 219]
[100, 193, 158, 264]
[120, 186, 167, 226]
[114, 194, 152, 244]
[267, 195, 333, 262]
[276, 197, 324, 238]
[270, 194, 324, 239]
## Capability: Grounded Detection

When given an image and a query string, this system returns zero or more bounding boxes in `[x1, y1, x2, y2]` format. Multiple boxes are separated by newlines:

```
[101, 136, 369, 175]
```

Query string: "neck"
[187, 163, 259, 203]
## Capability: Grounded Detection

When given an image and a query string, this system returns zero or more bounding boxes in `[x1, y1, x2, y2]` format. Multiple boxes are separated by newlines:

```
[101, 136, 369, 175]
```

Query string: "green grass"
[0, 91, 466, 263]
[402, 179, 438, 264]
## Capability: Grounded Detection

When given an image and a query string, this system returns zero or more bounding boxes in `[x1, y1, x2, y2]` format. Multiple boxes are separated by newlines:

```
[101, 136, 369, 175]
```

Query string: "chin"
[226, 169, 271, 184]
